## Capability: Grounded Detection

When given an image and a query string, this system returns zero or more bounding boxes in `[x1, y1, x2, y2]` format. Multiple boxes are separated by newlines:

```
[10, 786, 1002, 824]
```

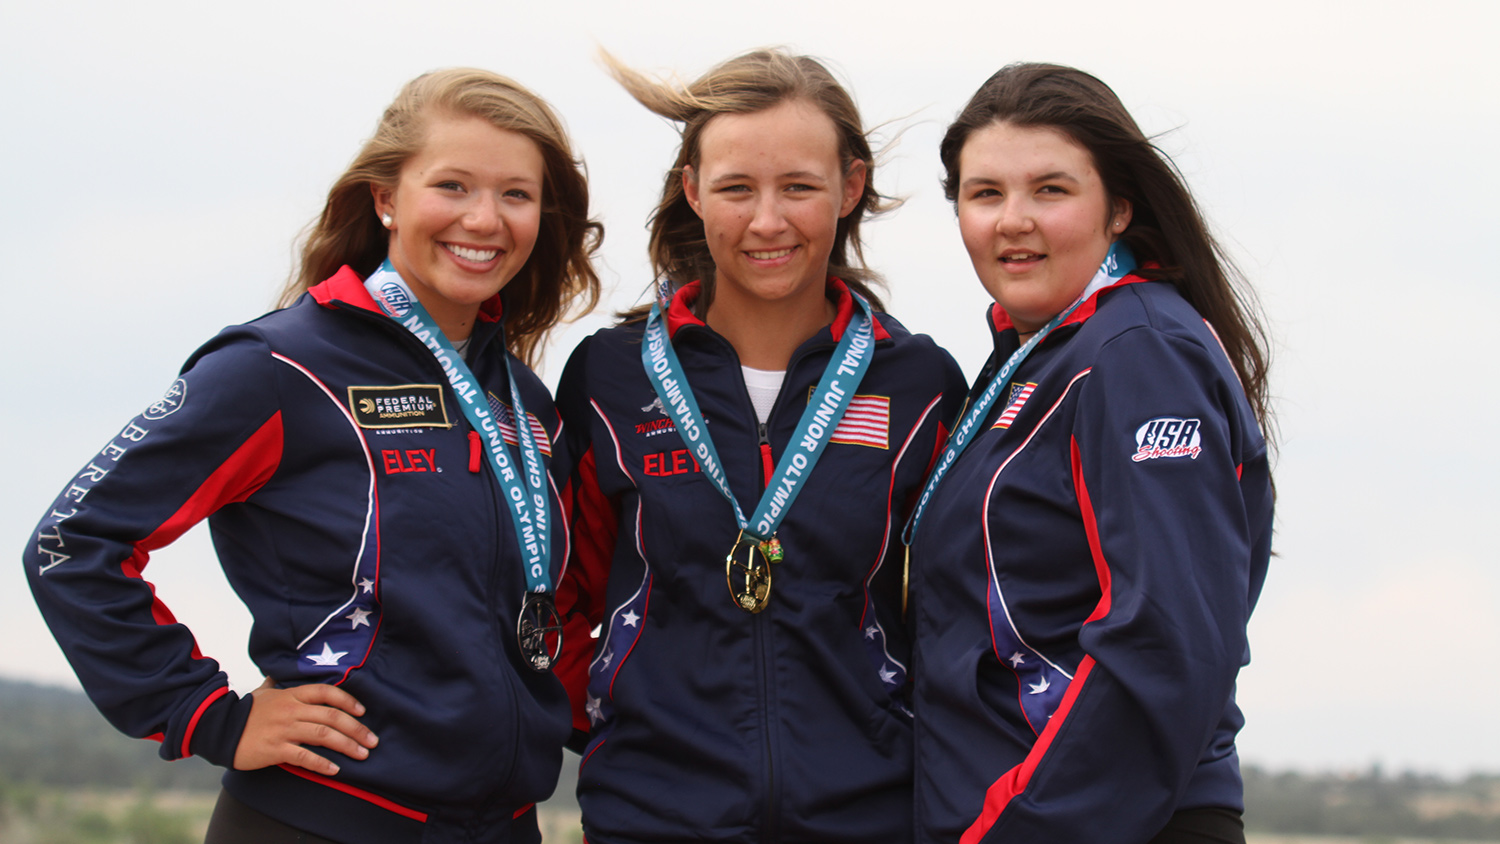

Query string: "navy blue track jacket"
[553, 279, 967, 844]
[24, 267, 573, 844]
[910, 276, 1273, 844]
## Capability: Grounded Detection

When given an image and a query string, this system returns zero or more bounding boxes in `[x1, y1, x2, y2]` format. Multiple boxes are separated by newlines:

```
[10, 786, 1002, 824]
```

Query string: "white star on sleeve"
[346, 608, 372, 629]
[864, 625, 878, 640]
[601, 650, 614, 668]
[359, 578, 375, 594]
[586, 696, 603, 724]
[307, 642, 348, 666]
[1008, 651, 1026, 667]
[1027, 675, 1051, 695]
[878, 665, 898, 684]
[622, 610, 640, 627]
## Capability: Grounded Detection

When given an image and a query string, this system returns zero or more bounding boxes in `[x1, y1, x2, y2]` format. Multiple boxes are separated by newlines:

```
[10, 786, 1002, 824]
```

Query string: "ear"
[372, 183, 395, 227]
[682, 165, 705, 219]
[838, 159, 867, 219]
[1109, 197, 1133, 235]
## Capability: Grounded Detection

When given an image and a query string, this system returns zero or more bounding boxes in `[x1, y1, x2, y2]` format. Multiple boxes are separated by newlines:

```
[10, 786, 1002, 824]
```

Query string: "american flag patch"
[487, 393, 553, 456]
[992, 382, 1037, 430]
[829, 394, 891, 449]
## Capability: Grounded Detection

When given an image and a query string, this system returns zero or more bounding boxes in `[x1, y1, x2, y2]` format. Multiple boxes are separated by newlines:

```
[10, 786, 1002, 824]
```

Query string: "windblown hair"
[605, 48, 893, 317]
[940, 63, 1273, 436]
[281, 68, 602, 366]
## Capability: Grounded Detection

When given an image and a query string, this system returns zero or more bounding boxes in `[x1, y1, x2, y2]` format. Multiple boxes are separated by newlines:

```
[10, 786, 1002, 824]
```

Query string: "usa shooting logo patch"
[1132, 416, 1203, 462]
[376, 281, 413, 317]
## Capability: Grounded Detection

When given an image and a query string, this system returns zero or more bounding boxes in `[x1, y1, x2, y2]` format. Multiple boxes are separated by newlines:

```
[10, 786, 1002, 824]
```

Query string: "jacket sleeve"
[23, 330, 286, 768]
[550, 336, 617, 748]
[977, 327, 1264, 843]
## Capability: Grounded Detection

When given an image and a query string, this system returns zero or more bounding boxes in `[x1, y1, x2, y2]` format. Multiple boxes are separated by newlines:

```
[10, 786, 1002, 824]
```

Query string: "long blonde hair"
[283, 68, 602, 366]
[605, 49, 892, 317]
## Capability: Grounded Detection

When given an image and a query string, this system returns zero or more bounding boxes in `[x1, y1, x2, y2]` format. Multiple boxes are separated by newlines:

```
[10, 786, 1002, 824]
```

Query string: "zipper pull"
[758, 422, 773, 487]
[468, 430, 482, 473]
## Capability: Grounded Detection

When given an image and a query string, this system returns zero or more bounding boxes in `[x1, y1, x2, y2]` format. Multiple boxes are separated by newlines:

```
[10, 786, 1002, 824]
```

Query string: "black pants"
[1147, 807, 1245, 844]
[204, 789, 340, 844]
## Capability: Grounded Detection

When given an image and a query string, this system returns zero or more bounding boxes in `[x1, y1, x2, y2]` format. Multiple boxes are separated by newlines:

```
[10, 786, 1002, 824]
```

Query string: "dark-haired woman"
[553, 50, 965, 843]
[907, 64, 1273, 844]
[24, 69, 600, 844]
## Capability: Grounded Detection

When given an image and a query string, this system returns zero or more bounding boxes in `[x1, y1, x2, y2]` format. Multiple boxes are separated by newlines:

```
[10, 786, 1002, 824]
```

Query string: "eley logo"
[349, 385, 450, 429]
[1132, 417, 1203, 462]
[643, 448, 699, 477]
[382, 448, 439, 474]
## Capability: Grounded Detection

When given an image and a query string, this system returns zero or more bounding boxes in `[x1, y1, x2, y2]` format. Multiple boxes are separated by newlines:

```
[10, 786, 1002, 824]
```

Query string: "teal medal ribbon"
[902, 242, 1138, 548]
[364, 260, 561, 669]
[641, 284, 878, 612]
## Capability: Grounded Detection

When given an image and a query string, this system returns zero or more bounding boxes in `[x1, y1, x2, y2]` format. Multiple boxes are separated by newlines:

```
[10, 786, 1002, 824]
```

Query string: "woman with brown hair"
[25, 68, 599, 843]
[553, 49, 965, 843]
[907, 63, 1273, 844]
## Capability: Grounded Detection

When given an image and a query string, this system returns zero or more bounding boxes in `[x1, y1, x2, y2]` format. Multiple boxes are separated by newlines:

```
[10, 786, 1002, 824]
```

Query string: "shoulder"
[869, 311, 966, 384]
[1074, 281, 1220, 359]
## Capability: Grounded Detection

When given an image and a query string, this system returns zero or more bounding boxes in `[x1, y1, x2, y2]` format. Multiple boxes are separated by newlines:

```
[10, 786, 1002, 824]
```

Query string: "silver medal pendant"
[517, 593, 564, 671]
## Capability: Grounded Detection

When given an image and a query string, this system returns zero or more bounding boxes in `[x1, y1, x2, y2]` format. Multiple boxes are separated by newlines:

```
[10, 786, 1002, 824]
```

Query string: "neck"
[416, 294, 480, 342]
[705, 279, 836, 371]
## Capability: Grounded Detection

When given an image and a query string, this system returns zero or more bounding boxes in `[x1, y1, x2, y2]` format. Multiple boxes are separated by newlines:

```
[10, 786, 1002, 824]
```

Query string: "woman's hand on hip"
[232, 678, 379, 775]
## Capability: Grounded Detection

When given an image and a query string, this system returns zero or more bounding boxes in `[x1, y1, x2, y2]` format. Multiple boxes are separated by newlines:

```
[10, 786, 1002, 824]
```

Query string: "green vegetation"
[3, 678, 1496, 841]
[1245, 764, 1500, 840]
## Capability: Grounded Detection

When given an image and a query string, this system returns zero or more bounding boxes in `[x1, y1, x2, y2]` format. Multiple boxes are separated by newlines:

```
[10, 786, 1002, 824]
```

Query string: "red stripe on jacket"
[958, 436, 1117, 842]
[116, 412, 284, 757]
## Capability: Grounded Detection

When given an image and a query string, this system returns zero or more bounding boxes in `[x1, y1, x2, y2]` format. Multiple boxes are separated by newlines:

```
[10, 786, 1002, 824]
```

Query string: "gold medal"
[726, 531, 778, 613]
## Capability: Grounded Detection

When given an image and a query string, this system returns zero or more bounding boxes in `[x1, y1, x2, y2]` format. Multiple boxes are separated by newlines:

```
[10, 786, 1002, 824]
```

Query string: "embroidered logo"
[349, 385, 449, 429]
[636, 395, 678, 438]
[380, 448, 439, 474]
[486, 393, 553, 455]
[992, 382, 1037, 430]
[1133, 417, 1203, 461]
[143, 378, 187, 420]
[643, 448, 700, 477]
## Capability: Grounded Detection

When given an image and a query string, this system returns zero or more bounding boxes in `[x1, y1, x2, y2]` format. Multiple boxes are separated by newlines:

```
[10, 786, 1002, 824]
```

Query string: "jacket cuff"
[161, 685, 254, 768]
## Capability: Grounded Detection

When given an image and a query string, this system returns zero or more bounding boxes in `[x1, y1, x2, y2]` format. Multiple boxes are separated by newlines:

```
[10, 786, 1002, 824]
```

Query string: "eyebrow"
[960, 171, 1081, 190]
[426, 166, 541, 186]
[708, 170, 829, 186]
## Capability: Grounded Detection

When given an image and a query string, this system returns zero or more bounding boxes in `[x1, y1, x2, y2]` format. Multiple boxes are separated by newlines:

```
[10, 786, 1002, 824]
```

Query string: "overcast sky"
[3, 0, 1497, 776]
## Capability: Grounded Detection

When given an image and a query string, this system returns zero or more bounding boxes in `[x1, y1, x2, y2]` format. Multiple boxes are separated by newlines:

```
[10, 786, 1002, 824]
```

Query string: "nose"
[996, 197, 1034, 236]
[463, 193, 504, 233]
[746, 193, 787, 238]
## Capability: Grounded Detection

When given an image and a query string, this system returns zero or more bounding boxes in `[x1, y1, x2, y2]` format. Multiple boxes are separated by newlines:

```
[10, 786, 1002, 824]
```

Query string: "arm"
[550, 337, 618, 749]
[24, 331, 374, 772]
[975, 327, 1264, 844]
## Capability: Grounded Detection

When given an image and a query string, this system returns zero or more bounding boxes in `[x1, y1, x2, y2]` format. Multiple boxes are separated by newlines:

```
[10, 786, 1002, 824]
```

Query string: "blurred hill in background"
[1, 677, 1495, 842]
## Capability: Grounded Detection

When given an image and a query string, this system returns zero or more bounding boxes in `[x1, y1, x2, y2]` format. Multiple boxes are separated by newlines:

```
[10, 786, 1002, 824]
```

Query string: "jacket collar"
[309, 265, 507, 353]
[986, 270, 1153, 345]
[310, 265, 505, 324]
[666, 277, 891, 342]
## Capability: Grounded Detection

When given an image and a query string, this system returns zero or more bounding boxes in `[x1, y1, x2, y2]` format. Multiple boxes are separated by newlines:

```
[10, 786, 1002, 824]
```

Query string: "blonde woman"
[25, 68, 600, 843]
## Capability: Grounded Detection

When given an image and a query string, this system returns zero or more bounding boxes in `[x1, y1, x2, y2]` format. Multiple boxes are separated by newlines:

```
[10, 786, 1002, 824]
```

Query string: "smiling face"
[956, 121, 1131, 333]
[372, 112, 544, 339]
[683, 98, 865, 315]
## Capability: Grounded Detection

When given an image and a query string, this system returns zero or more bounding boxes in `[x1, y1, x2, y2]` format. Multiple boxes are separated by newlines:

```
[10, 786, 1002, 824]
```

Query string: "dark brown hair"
[605, 48, 892, 317]
[282, 68, 601, 367]
[941, 63, 1273, 435]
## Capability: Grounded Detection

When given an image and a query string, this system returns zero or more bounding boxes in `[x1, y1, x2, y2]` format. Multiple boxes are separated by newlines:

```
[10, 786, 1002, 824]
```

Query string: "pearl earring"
[381, 213, 393, 227]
